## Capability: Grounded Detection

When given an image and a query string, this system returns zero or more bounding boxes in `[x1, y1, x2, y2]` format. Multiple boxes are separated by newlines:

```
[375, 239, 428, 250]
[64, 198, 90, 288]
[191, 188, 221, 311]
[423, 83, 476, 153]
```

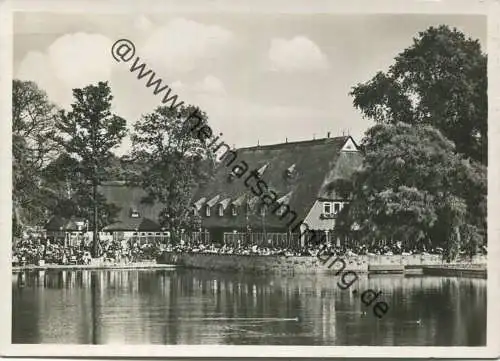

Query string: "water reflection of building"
[12, 271, 487, 345]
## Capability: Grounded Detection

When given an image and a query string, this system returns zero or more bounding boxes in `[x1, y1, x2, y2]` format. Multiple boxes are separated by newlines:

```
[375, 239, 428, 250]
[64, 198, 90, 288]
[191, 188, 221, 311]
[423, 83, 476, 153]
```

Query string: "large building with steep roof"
[191, 135, 363, 247]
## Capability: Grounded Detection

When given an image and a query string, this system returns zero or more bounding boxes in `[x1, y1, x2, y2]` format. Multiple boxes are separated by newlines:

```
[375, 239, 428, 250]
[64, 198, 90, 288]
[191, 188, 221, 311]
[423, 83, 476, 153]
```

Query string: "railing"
[222, 232, 300, 248]
[183, 231, 211, 244]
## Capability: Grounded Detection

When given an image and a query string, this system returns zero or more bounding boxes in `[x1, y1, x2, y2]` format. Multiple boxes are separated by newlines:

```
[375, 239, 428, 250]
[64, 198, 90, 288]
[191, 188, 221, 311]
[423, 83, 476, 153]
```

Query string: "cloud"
[16, 32, 114, 108]
[194, 75, 226, 95]
[134, 15, 153, 33]
[268, 36, 329, 72]
[48, 33, 114, 88]
[141, 18, 233, 73]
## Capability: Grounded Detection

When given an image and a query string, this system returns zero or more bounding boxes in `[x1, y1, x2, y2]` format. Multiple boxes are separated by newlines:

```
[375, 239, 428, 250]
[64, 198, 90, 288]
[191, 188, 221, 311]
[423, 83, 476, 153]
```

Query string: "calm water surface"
[12, 269, 486, 345]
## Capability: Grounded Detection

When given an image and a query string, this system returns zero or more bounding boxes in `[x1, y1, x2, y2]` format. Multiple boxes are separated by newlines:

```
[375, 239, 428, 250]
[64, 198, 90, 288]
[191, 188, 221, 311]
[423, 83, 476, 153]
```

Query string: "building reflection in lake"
[12, 269, 486, 346]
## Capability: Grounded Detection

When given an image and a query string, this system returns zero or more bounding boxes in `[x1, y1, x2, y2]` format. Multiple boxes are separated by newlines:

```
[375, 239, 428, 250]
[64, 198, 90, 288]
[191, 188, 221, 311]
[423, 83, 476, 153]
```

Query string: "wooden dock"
[421, 265, 486, 279]
[367, 264, 486, 278]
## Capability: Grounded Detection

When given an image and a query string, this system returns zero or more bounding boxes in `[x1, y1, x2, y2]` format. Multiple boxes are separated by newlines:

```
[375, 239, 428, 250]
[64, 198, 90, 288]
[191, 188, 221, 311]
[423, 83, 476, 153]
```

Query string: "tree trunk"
[92, 179, 99, 257]
[91, 118, 99, 258]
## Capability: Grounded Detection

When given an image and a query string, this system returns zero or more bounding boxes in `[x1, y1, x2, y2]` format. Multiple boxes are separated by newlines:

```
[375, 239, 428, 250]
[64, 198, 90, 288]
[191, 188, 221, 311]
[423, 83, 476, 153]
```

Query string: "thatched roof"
[98, 182, 166, 225]
[193, 136, 363, 230]
[102, 217, 162, 232]
[45, 216, 86, 231]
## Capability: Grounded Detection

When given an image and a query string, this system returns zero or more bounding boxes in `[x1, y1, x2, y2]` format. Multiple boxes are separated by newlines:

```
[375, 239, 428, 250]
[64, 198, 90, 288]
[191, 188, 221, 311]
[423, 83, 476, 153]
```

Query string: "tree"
[334, 123, 486, 260]
[350, 25, 487, 165]
[130, 105, 214, 242]
[56, 81, 127, 256]
[12, 80, 61, 235]
[41, 153, 120, 226]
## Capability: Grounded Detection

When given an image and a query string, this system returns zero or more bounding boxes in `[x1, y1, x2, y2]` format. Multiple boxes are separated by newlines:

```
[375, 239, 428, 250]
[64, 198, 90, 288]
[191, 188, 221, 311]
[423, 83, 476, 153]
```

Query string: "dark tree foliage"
[12, 80, 61, 235]
[340, 26, 487, 260]
[56, 81, 127, 255]
[335, 123, 486, 260]
[41, 152, 120, 226]
[130, 105, 215, 242]
[350, 25, 487, 165]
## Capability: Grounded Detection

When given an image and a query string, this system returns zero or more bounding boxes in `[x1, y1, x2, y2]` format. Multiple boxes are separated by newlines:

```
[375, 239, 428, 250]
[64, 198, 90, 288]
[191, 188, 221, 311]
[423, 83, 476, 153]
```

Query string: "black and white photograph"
[2, 0, 499, 358]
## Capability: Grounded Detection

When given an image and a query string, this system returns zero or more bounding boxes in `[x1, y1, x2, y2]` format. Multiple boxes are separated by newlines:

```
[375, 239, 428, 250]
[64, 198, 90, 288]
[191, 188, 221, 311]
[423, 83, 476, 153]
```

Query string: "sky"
[13, 12, 487, 155]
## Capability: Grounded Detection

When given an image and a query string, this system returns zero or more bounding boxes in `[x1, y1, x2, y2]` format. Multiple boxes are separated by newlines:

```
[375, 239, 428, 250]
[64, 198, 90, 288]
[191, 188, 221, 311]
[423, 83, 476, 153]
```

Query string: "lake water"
[12, 268, 486, 346]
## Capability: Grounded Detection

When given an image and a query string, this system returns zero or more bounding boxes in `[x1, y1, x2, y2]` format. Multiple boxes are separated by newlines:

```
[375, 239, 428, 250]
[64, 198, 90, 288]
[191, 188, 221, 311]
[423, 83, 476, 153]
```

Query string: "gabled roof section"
[276, 191, 293, 205]
[194, 197, 207, 210]
[206, 195, 220, 207]
[340, 136, 359, 152]
[219, 198, 231, 209]
[194, 136, 362, 229]
[257, 163, 269, 176]
[98, 183, 166, 226]
[232, 194, 247, 206]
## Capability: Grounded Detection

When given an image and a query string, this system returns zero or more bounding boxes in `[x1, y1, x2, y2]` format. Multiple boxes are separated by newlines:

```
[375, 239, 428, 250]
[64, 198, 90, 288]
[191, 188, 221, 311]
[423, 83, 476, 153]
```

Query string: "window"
[334, 202, 341, 214]
[323, 202, 332, 215]
[231, 205, 237, 216]
[218, 204, 224, 216]
[130, 208, 140, 218]
[155, 233, 161, 236]
[205, 205, 211, 217]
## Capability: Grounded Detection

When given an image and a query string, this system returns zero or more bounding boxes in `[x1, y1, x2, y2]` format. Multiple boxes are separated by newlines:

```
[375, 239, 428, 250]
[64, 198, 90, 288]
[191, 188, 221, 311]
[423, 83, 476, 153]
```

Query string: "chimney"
[327, 131, 331, 138]
[286, 137, 288, 143]
[313, 134, 315, 140]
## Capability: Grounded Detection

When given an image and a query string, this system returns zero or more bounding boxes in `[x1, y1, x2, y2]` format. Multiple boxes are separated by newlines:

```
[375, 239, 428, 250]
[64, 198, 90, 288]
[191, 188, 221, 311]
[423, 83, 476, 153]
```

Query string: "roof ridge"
[237, 136, 349, 151]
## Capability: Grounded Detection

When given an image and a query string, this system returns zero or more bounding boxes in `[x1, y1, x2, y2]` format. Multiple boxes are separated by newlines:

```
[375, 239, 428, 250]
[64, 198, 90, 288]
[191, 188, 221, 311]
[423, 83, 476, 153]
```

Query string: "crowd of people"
[12, 232, 486, 266]
[166, 239, 477, 257]
[12, 234, 163, 266]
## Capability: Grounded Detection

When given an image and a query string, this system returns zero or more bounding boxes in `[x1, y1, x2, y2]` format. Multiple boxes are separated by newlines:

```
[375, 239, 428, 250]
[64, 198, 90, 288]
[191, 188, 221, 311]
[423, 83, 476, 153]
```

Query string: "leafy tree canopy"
[56, 81, 127, 254]
[335, 123, 486, 260]
[12, 80, 61, 233]
[350, 25, 487, 165]
[130, 105, 215, 239]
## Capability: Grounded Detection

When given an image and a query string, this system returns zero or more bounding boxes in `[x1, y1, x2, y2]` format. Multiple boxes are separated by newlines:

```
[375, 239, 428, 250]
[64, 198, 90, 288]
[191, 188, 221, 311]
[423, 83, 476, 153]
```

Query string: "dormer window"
[205, 195, 220, 217]
[130, 208, 140, 218]
[231, 205, 237, 216]
[285, 164, 296, 178]
[257, 163, 269, 177]
[218, 204, 224, 217]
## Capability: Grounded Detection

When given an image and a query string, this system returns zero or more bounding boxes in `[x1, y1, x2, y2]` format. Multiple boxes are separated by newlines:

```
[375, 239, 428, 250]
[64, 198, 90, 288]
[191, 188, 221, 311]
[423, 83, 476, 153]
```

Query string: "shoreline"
[12, 262, 176, 272]
[158, 252, 487, 277]
[11, 253, 487, 278]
